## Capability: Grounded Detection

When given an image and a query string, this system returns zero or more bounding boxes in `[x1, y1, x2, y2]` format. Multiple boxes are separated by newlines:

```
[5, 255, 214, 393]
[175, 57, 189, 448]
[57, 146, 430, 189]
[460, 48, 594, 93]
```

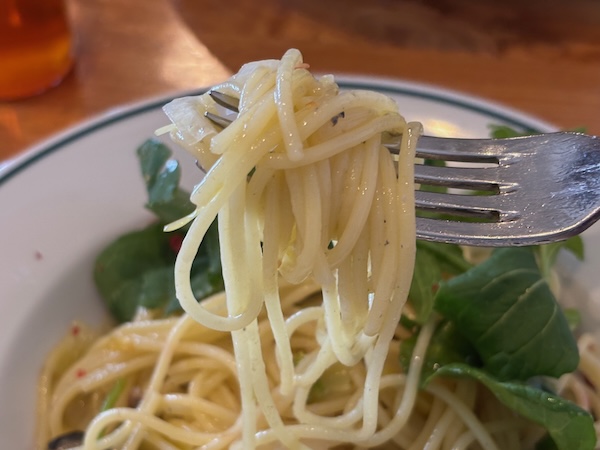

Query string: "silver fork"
[205, 91, 600, 247]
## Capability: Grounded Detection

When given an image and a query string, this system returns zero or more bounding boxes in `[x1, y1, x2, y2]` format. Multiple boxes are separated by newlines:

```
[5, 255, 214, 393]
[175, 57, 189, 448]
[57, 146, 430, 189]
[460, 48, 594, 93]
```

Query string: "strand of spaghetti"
[426, 403, 459, 450]
[361, 315, 434, 447]
[261, 173, 296, 396]
[245, 319, 299, 448]
[229, 329, 257, 449]
[424, 384, 500, 450]
[337, 234, 368, 332]
[279, 281, 321, 311]
[280, 165, 331, 284]
[256, 374, 417, 446]
[328, 149, 352, 250]
[218, 184, 259, 448]
[424, 384, 477, 450]
[203, 384, 240, 416]
[265, 114, 405, 169]
[373, 373, 413, 448]
[167, 356, 234, 376]
[143, 432, 180, 450]
[326, 140, 379, 268]
[289, 90, 402, 148]
[49, 355, 156, 436]
[84, 406, 238, 447]
[121, 315, 201, 449]
[406, 394, 447, 450]
[363, 146, 402, 337]
[167, 342, 238, 371]
[321, 281, 374, 366]
[166, 116, 275, 231]
[173, 156, 267, 331]
[331, 144, 363, 235]
[83, 314, 195, 449]
[441, 380, 477, 448]
[235, 175, 299, 447]
[364, 123, 418, 336]
[293, 337, 334, 389]
[285, 306, 323, 338]
[238, 65, 276, 112]
[222, 182, 256, 317]
[187, 370, 238, 404]
[293, 351, 365, 429]
[37, 324, 100, 444]
[578, 336, 600, 389]
[451, 419, 526, 450]
[274, 48, 304, 161]
[161, 394, 239, 423]
[310, 157, 333, 262]
[307, 396, 360, 418]
[208, 85, 278, 156]
[313, 144, 384, 360]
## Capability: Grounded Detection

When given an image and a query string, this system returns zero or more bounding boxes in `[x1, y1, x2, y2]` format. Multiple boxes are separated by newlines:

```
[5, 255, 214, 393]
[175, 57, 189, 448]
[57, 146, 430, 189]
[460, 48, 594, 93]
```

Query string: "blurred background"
[1, 0, 599, 160]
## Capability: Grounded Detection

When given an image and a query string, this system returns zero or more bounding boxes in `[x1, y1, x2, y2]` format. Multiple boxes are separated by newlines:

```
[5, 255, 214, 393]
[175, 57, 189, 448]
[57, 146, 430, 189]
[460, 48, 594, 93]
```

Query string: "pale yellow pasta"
[37, 50, 600, 450]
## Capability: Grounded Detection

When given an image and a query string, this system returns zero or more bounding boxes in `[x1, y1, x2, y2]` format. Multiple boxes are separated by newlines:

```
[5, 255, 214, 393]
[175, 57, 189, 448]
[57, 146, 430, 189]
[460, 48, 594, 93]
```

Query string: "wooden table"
[1, 0, 599, 162]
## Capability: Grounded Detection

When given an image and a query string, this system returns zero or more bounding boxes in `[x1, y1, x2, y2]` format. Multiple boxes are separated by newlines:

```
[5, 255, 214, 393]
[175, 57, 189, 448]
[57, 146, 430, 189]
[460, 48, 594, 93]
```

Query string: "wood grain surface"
[1, 0, 599, 161]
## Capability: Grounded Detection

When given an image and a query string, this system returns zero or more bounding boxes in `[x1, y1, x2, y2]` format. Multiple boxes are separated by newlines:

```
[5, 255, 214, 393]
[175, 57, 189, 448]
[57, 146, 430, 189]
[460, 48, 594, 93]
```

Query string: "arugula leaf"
[434, 248, 579, 381]
[426, 364, 596, 450]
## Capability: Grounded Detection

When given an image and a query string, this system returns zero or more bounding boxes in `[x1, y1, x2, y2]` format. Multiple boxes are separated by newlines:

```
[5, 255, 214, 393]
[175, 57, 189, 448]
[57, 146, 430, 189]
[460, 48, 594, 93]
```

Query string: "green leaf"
[137, 266, 177, 309]
[418, 159, 448, 194]
[563, 308, 582, 332]
[563, 235, 585, 260]
[416, 240, 472, 275]
[409, 249, 441, 324]
[434, 248, 579, 380]
[94, 224, 173, 322]
[426, 364, 596, 450]
[399, 320, 480, 382]
[93, 141, 224, 322]
[136, 139, 195, 224]
[94, 221, 223, 322]
[488, 125, 539, 139]
[101, 378, 126, 412]
[408, 242, 471, 324]
[536, 434, 560, 450]
[536, 236, 584, 279]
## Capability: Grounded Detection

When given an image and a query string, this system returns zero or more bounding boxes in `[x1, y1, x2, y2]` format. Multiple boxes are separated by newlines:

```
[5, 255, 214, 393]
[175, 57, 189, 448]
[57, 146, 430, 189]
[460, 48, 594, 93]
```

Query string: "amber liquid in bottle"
[0, 0, 73, 100]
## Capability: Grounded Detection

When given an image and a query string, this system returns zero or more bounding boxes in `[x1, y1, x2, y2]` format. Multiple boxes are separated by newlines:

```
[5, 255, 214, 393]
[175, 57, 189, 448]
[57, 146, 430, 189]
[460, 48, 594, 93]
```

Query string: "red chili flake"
[432, 283, 440, 293]
[34, 251, 43, 260]
[168, 233, 184, 254]
[75, 368, 87, 378]
[71, 324, 81, 337]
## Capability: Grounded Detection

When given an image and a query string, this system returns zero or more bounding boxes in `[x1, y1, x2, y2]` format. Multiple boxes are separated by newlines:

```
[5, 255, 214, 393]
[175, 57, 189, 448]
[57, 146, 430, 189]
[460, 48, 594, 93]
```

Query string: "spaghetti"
[37, 50, 600, 450]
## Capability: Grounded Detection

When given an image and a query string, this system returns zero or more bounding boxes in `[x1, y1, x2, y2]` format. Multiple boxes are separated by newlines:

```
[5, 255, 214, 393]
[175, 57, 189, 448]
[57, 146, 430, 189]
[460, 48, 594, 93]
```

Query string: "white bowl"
[1, 76, 597, 448]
